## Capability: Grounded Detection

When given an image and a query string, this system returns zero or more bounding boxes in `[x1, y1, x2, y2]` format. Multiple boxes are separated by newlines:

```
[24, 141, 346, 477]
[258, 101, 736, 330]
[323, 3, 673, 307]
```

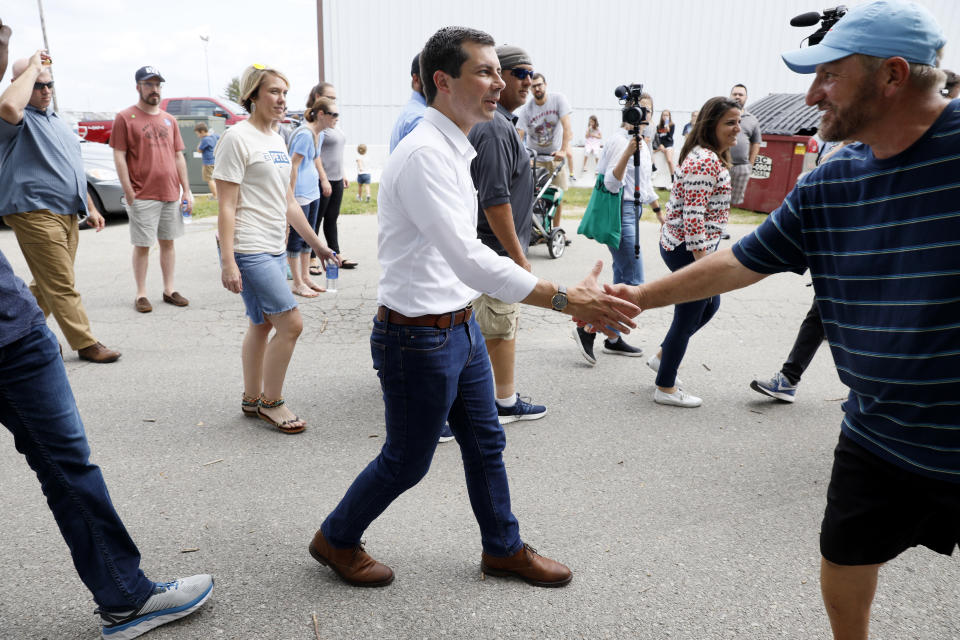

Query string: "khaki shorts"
[127, 198, 183, 247]
[202, 164, 215, 181]
[536, 158, 569, 191]
[473, 293, 520, 340]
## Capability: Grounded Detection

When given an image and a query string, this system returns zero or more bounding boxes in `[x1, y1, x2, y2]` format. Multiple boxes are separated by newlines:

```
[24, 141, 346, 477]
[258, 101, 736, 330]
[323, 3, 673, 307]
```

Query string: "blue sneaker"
[497, 394, 547, 424]
[750, 371, 797, 403]
[99, 575, 214, 639]
[438, 422, 455, 443]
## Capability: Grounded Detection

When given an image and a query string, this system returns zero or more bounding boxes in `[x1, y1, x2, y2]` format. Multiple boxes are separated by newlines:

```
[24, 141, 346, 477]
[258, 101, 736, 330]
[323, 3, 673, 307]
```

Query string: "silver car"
[80, 138, 124, 224]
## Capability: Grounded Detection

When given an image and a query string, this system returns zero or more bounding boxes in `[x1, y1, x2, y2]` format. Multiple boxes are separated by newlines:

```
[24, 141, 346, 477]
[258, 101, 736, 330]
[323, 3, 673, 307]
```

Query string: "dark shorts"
[820, 432, 960, 565]
[357, 173, 371, 185]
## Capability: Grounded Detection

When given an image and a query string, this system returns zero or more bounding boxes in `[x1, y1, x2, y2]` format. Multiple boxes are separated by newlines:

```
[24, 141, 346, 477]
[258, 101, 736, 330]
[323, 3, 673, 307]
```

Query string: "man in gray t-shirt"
[729, 83, 763, 206]
[517, 73, 572, 232]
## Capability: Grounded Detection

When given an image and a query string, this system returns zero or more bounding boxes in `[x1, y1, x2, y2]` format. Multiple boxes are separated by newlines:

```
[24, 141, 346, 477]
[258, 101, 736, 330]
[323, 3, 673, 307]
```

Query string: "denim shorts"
[357, 173, 371, 185]
[235, 252, 297, 324]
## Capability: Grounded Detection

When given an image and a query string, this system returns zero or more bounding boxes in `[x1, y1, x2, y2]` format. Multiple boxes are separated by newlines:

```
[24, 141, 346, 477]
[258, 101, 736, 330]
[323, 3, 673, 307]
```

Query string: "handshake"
[556, 260, 644, 338]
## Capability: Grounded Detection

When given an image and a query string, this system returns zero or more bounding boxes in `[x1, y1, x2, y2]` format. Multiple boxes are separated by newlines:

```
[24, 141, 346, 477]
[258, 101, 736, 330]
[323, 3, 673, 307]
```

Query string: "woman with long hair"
[646, 96, 741, 407]
[215, 64, 339, 433]
[306, 83, 359, 273]
[655, 109, 676, 177]
[580, 115, 602, 175]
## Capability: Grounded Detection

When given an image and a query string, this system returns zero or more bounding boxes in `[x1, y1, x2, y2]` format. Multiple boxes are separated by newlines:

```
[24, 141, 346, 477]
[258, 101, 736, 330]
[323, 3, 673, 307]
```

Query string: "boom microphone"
[790, 12, 822, 27]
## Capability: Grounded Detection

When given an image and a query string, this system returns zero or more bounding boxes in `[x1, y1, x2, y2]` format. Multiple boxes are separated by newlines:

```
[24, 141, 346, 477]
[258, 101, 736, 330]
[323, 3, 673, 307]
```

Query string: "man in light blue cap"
[605, 2, 959, 638]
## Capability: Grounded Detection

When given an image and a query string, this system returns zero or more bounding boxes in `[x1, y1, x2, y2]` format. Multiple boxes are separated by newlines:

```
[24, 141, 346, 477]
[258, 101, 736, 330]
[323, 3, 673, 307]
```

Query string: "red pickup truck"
[77, 97, 248, 144]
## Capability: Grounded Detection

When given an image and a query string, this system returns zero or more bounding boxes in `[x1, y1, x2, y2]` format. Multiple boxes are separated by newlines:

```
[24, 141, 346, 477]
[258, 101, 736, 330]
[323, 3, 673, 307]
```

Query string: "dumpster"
[739, 93, 821, 214]
[175, 116, 225, 195]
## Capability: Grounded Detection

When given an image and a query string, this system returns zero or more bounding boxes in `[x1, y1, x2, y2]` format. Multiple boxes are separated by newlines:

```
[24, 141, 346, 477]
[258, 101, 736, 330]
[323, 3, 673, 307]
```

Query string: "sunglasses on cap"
[508, 68, 535, 80]
[34, 81, 54, 90]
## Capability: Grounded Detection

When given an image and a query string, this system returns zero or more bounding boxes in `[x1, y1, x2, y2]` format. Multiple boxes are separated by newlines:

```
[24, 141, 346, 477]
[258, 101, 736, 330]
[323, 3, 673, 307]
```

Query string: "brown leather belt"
[376, 305, 473, 329]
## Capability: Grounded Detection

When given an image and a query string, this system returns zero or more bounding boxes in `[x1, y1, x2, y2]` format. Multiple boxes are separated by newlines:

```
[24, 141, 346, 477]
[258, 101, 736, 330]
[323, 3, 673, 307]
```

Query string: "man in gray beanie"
[468, 45, 547, 425]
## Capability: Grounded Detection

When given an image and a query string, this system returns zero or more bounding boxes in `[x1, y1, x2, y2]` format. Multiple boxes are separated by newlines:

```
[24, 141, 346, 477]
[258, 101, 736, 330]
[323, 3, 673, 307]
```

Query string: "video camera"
[790, 6, 848, 46]
[615, 84, 649, 127]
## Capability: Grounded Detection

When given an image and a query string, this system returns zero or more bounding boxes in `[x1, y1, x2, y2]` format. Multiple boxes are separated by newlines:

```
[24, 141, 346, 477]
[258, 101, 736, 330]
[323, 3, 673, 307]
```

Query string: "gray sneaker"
[99, 574, 214, 639]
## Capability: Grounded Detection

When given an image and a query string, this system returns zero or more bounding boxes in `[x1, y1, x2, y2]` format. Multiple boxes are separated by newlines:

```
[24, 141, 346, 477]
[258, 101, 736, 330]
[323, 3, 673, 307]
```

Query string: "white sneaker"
[645, 354, 682, 387]
[99, 574, 214, 639]
[654, 388, 702, 408]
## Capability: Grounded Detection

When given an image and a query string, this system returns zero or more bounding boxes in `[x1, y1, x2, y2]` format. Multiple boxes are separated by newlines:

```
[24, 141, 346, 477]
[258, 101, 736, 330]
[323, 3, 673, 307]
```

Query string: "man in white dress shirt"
[309, 26, 638, 589]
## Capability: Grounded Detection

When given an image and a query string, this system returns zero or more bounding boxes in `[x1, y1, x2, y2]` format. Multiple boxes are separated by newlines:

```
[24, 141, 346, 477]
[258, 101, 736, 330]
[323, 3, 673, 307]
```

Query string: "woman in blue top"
[287, 101, 327, 296]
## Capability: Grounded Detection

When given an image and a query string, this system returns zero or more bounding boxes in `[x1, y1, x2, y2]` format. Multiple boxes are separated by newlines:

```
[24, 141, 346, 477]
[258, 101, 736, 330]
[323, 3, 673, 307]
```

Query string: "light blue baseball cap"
[781, 0, 946, 74]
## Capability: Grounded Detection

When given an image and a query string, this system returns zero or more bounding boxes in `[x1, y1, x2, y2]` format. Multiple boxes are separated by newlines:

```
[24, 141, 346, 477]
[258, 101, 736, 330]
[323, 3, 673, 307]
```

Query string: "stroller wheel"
[548, 228, 566, 259]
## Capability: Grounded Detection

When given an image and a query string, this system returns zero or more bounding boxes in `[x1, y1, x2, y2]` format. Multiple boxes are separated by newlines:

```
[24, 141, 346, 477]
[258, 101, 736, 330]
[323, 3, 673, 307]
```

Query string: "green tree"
[224, 76, 241, 104]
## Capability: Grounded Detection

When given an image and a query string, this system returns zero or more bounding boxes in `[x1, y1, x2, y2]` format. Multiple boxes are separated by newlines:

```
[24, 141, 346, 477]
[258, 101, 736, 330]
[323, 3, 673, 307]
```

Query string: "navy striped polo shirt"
[733, 99, 960, 483]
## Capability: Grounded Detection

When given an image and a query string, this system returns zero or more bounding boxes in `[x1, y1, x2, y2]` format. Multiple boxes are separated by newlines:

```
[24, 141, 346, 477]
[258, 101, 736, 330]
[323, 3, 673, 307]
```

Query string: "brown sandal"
[257, 397, 306, 434]
[242, 393, 261, 418]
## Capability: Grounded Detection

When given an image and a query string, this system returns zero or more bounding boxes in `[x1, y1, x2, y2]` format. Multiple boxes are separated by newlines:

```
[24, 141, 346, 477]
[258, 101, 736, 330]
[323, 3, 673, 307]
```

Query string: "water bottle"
[181, 198, 192, 224]
[325, 252, 339, 292]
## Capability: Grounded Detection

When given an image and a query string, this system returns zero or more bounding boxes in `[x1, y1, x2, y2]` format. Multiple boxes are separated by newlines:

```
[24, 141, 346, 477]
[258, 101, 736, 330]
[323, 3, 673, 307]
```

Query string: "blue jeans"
[607, 200, 644, 286]
[287, 199, 320, 256]
[322, 315, 523, 557]
[657, 243, 721, 387]
[0, 325, 154, 610]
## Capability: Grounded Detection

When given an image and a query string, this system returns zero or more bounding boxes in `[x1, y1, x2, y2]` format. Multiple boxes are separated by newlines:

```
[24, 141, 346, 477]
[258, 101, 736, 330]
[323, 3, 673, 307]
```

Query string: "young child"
[355, 143, 371, 202]
[195, 122, 220, 199]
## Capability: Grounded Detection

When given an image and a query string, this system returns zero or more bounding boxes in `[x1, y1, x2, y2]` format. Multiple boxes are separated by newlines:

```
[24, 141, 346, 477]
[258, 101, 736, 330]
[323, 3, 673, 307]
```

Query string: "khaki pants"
[3, 210, 96, 350]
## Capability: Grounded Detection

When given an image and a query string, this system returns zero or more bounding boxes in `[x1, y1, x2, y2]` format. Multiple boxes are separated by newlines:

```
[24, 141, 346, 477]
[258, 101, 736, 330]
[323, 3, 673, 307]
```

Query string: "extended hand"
[567, 260, 639, 338]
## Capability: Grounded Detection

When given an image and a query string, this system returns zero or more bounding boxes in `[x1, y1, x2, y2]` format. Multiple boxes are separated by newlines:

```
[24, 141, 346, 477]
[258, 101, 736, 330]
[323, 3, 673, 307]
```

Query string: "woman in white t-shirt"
[214, 64, 339, 434]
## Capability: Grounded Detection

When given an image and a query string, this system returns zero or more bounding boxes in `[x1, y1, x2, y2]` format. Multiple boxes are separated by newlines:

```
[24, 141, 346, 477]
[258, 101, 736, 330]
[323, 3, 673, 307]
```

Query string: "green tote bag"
[577, 174, 623, 249]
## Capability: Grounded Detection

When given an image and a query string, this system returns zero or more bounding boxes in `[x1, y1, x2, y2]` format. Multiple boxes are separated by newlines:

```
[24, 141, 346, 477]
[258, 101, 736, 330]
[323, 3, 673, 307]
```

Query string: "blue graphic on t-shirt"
[264, 150, 290, 165]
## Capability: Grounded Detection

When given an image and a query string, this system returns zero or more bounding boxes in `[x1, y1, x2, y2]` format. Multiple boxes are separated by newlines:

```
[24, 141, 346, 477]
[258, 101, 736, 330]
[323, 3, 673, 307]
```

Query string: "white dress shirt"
[377, 108, 538, 316]
[598, 127, 658, 205]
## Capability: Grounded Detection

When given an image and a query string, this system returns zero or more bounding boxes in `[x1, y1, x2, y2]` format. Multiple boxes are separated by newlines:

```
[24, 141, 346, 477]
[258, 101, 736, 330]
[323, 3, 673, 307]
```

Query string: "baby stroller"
[529, 154, 566, 259]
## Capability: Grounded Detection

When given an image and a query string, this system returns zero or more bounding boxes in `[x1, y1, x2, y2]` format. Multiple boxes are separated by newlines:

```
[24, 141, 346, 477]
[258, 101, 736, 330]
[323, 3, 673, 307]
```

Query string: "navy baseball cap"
[135, 66, 165, 83]
[781, 0, 945, 74]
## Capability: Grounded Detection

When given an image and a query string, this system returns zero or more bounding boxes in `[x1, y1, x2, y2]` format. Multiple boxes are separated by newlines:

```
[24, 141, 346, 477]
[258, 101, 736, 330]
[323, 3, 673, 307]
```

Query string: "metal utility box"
[175, 116, 224, 195]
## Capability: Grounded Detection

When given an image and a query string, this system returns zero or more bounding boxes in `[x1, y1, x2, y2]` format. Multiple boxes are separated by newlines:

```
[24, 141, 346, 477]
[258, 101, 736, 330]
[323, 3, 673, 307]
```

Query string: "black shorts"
[820, 432, 960, 565]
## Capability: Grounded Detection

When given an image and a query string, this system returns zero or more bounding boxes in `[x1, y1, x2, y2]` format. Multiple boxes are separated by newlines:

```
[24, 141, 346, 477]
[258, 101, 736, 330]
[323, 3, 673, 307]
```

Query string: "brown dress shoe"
[309, 529, 394, 587]
[162, 291, 189, 306]
[135, 297, 152, 313]
[77, 342, 121, 363]
[481, 544, 572, 587]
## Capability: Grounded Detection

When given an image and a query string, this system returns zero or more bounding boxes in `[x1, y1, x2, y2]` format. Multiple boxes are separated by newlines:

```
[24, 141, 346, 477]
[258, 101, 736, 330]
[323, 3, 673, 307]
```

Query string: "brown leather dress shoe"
[77, 342, 121, 363]
[481, 544, 572, 587]
[309, 529, 394, 587]
[162, 291, 189, 306]
[135, 297, 152, 313]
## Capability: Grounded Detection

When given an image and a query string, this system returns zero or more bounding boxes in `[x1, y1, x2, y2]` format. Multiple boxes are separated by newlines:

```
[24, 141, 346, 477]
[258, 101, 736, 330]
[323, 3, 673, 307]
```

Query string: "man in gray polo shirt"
[468, 45, 546, 425]
[729, 83, 762, 206]
[0, 50, 120, 363]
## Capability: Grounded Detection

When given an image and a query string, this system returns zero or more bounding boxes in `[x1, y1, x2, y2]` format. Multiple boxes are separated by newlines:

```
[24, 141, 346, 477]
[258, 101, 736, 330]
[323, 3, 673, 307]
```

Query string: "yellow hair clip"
[252, 63, 265, 70]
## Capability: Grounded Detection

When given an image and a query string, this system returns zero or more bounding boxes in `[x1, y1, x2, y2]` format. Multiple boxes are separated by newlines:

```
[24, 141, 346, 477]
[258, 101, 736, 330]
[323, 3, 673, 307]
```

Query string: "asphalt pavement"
[1, 214, 957, 640]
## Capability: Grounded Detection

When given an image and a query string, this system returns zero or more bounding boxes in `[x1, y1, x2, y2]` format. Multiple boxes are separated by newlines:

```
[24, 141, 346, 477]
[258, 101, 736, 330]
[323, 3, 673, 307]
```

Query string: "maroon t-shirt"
[110, 106, 185, 202]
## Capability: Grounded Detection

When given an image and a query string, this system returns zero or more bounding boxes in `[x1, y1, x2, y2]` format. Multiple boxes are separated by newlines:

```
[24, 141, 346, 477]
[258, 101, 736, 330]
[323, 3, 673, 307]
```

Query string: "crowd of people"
[1, 1, 959, 638]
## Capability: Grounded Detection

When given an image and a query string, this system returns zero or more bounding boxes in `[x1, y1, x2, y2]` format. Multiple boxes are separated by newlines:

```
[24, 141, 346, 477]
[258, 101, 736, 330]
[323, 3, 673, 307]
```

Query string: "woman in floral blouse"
[646, 96, 742, 407]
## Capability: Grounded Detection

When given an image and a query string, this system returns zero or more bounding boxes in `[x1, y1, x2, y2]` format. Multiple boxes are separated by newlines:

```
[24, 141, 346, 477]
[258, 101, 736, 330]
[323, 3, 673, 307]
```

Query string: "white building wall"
[321, 0, 960, 176]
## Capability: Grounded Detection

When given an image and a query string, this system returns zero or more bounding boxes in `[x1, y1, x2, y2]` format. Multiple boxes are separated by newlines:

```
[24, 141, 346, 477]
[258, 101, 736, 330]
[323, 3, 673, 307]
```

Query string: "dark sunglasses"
[323, 111, 339, 118]
[34, 81, 54, 90]
[508, 68, 535, 80]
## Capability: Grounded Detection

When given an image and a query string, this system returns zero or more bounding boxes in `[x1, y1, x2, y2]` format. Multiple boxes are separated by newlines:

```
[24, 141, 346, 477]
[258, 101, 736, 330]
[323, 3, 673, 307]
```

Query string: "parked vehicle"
[79, 138, 125, 226]
[75, 111, 116, 144]
[75, 97, 249, 146]
[160, 96, 248, 125]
